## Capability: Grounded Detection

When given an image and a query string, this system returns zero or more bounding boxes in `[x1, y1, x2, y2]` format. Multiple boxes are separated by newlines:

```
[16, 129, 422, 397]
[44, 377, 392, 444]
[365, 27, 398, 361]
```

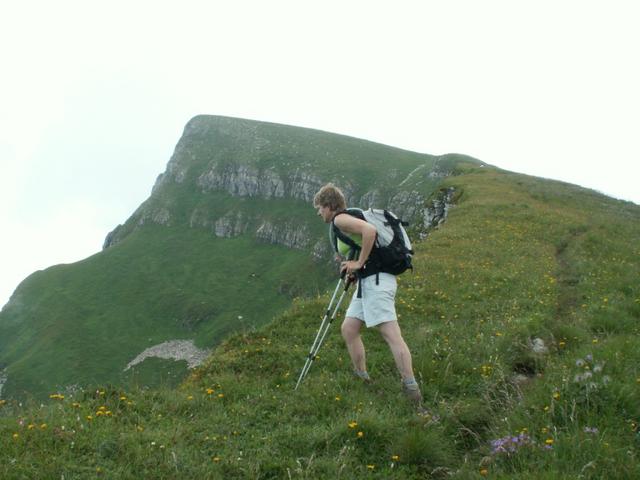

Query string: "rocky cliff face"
[189, 209, 313, 250]
[103, 116, 462, 253]
[255, 221, 311, 250]
[420, 187, 456, 239]
[0, 369, 7, 398]
[211, 211, 249, 239]
[105, 166, 455, 252]
[198, 164, 287, 199]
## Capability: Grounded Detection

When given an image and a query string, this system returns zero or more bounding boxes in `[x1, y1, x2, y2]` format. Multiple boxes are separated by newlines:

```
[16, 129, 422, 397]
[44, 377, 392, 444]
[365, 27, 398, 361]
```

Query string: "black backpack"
[330, 208, 414, 278]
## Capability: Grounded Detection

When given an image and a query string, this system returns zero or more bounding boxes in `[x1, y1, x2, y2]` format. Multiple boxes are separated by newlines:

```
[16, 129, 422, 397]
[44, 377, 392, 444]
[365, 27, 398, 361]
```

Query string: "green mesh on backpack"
[336, 233, 362, 257]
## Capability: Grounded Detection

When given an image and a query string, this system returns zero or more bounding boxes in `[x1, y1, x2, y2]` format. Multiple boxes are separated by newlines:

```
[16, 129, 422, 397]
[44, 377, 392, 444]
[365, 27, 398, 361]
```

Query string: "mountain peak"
[1, 117, 465, 399]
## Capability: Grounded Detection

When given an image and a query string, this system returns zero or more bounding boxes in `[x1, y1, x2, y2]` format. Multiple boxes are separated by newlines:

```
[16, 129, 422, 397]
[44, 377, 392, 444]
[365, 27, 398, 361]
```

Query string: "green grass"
[1, 116, 467, 400]
[0, 226, 331, 399]
[1, 165, 639, 478]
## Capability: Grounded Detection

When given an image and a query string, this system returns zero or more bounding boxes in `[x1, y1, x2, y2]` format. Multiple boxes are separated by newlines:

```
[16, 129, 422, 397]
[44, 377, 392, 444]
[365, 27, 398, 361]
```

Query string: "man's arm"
[334, 214, 376, 274]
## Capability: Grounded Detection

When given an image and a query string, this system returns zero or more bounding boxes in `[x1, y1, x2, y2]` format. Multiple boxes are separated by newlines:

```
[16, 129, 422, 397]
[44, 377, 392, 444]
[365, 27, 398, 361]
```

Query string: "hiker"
[313, 183, 424, 408]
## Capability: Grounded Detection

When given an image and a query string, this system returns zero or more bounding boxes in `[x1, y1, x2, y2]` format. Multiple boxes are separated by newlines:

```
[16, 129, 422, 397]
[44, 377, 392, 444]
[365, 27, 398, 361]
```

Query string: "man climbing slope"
[313, 183, 427, 411]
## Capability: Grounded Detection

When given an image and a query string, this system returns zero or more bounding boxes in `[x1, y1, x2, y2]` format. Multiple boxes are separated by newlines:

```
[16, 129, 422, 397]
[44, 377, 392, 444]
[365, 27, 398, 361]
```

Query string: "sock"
[354, 370, 370, 380]
[403, 377, 418, 388]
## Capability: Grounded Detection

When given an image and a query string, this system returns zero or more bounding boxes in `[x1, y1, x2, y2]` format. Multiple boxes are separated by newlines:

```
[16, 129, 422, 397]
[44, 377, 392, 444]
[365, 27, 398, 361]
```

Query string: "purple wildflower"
[490, 432, 534, 455]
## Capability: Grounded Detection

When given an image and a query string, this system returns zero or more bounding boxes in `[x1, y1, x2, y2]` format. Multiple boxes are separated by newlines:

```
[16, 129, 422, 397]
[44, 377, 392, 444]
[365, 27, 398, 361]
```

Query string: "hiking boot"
[402, 380, 423, 404]
[402, 380, 441, 420]
[353, 370, 372, 383]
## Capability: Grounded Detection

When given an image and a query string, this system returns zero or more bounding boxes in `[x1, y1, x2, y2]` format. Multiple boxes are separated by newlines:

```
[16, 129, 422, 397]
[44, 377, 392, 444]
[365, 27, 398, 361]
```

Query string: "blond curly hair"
[313, 183, 346, 211]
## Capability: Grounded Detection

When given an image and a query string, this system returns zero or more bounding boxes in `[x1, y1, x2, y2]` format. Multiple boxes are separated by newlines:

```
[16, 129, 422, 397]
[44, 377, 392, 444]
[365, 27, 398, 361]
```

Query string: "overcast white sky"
[1, 0, 639, 308]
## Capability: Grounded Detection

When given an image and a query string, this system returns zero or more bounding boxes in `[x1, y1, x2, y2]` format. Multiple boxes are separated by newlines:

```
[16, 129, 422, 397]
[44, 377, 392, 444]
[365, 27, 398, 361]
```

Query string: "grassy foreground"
[1, 166, 639, 479]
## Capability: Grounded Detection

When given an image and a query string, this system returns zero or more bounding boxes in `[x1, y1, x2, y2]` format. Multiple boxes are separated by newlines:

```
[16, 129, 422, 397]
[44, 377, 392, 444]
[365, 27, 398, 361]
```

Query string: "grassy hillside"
[1, 116, 468, 399]
[1, 165, 638, 478]
[0, 225, 330, 399]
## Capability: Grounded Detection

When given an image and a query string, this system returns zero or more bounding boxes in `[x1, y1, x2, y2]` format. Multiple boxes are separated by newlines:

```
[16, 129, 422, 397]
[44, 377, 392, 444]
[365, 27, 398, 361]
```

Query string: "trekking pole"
[295, 273, 353, 390]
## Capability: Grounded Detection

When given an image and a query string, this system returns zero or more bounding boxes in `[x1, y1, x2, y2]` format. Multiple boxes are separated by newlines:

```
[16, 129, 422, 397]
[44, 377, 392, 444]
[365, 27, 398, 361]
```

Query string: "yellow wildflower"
[545, 438, 554, 445]
[206, 388, 214, 395]
[348, 421, 357, 429]
[40, 424, 47, 430]
[357, 431, 364, 438]
[367, 464, 375, 470]
[391, 455, 400, 461]
[13, 433, 19, 440]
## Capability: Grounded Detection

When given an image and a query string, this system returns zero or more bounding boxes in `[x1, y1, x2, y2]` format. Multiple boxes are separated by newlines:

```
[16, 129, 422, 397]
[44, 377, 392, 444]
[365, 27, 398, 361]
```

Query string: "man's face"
[316, 205, 333, 223]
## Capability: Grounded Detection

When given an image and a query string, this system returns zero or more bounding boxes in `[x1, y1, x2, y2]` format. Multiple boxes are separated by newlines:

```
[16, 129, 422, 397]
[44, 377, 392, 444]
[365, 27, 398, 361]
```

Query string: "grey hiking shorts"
[345, 272, 397, 327]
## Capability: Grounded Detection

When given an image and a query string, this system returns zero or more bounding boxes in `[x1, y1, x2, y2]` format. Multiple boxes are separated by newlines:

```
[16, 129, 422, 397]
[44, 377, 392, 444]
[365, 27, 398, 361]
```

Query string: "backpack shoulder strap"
[331, 208, 367, 252]
[331, 212, 361, 251]
[382, 210, 409, 227]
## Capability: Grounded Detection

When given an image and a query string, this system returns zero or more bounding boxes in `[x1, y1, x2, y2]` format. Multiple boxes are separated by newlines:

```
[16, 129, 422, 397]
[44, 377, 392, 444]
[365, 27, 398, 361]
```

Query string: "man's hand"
[340, 260, 362, 275]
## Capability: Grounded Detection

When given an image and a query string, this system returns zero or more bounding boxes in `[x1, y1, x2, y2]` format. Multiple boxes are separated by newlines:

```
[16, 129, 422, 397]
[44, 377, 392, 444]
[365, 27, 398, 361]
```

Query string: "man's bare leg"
[341, 316, 367, 375]
[377, 320, 415, 380]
